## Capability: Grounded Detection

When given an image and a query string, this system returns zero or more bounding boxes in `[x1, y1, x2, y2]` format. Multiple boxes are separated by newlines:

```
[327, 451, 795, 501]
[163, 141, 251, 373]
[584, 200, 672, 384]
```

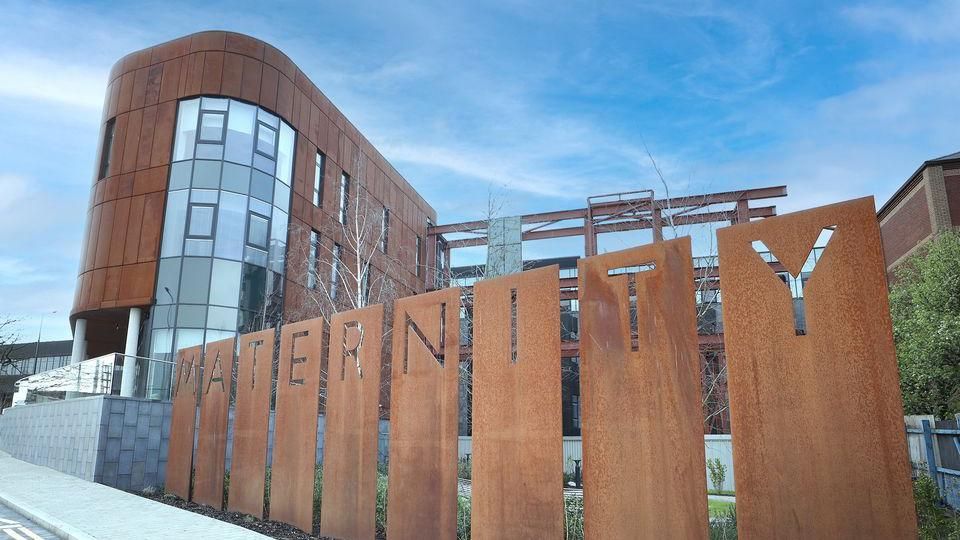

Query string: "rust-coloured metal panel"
[228, 328, 275, 518]
[166, 344, 201, 500]
[386, 287, 461, 540]
[193, 337, 235, 508]
[578, 238, 708, 539]
[717, 196, 917, 538]
[320, 305, 384, 540]
[471, 265, 563, 539]
[271, 317, 324, 533]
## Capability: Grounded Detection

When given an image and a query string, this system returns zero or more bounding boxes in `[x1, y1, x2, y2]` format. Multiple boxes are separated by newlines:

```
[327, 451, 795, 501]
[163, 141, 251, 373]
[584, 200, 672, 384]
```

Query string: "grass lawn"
[708, 499, 735, 517]
[708, 489, 736, 497]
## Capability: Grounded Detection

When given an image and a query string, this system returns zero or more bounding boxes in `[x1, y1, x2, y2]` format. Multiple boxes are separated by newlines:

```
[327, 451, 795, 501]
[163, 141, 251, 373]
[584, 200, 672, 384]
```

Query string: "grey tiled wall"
[0, 396, 171, 492]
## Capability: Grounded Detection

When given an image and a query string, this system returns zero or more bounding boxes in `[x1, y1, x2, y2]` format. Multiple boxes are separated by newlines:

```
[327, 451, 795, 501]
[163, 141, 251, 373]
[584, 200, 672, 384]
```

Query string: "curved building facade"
[72, 31, 437, 396]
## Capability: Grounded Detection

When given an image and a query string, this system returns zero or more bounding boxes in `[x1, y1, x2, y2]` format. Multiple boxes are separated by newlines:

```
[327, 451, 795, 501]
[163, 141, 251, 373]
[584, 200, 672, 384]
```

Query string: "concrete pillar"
[120, 307, 142, 397]
[70, 318, 87, 365]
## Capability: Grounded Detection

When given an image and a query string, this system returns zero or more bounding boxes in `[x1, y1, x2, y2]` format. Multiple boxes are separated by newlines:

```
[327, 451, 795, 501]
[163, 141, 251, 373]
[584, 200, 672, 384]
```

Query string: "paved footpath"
[0, 451, 267, 540]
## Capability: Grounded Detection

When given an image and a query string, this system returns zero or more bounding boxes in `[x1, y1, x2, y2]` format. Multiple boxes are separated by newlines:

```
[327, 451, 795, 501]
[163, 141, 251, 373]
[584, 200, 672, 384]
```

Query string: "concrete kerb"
[0, 489, 93, 540]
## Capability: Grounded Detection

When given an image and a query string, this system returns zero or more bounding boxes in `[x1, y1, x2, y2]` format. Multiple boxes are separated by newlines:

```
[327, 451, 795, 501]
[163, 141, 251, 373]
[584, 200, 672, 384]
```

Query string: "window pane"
[225, 101, 255, 165]
[188, 205, 215, 237]
[276, 123, 295, 185]
[201, 97, 229, 111]
[160, 190, 188, 258]
[192, 160, 221, 189]
[207, 306, 238, 331]
[214, 192, 246, 260]
[269, 209, 288, 274]
[209, 259, 242, 307]
[168, 161, 192, 190]
[189, 189, 218, 204]
[179, 257, 211, 304]
[199, 112, 226, 142]
[195, 143, 224, 160]
[274, 179, 290, 209]
[221, 162, 250, 194]
[313, 153, 324, 206]
[247, 213, 269, 248]
[98, 119, 115, 180]
[173, 99, 199, 161]
[256, 123, 277, 157]
[339, 174, 350, 223]
[250, 169, 273, 203]
[239, 263, 267, 313]
[174, 328, 203, 352]
[152, 305, 174, 328]
[258, 108, 279, 129]
[204, 330, 236, 346]
[184, 238, 213, 256]
[252, 153, 275, 176]
[156, 258, 181, 304]
[177, 304, 207, 328]
[244, 246, 268, 267]
[249, 197, 271, 217]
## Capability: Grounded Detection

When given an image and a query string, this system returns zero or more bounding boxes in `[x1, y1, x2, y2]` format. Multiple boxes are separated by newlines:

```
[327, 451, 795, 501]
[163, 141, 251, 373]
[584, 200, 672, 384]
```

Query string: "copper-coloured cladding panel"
[471, 265, 564, 540]
[227, 328, 275, 518]
[717, 196, 916, 538]
[386, 287, 461, 540]
[577, 237, 708, 539]
[320, 304, 384, 540]
[271, 317, 325, 533]
[166, 344, 202, 500]
[193, 337, 235, 509]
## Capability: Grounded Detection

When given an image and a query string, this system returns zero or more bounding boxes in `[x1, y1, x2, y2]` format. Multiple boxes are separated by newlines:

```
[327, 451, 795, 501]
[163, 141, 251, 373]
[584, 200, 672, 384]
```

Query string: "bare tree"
[0, 316, 24, 374]
[285, 153, 417, 418]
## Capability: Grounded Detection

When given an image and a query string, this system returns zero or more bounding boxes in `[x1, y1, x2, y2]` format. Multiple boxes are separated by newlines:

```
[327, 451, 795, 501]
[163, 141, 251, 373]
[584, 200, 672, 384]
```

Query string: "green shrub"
[458, 457, 472, 480]
[914, 473, 960, 540]
[709, 505, 737, 540]
[707, 458, 727, 494]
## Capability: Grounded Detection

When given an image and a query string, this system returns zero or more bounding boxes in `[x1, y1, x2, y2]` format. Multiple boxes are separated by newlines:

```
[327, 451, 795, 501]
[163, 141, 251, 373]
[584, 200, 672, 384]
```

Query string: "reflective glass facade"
[146, 97, 294, 397]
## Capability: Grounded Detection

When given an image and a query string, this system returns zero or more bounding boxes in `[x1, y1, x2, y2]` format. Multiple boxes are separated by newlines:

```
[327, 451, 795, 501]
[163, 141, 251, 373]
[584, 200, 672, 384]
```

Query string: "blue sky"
[0, 0, 957, 341]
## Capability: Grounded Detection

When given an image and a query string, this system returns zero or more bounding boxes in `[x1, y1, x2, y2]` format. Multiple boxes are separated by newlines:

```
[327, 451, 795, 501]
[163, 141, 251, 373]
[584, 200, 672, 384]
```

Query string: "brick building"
[879, 151, 960, 279]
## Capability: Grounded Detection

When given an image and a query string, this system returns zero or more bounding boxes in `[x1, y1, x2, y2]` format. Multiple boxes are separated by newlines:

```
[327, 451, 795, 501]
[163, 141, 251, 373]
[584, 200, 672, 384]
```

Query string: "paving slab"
[0, 451, 267, 540]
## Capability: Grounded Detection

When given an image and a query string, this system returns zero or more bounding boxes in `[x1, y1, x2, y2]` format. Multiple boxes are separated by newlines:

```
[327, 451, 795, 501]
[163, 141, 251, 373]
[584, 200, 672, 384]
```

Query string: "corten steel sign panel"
[228, 328, 275, 518]
[578, 238, 708, 539]
[271, 317, 325, 533]
[193, 337, 235, 509]
[166, 345, 202, 500]
[320, 305, 385, 540]
[386, 287, 461, 540]
[472, 265, 563, 539]
[717, 196, 916, 538]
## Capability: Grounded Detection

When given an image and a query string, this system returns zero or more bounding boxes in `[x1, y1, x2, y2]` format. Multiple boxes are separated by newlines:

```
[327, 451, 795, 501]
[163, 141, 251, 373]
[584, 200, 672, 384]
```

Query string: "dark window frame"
[313, 152, 326, 207]
[254, 121, 279, 159]
[197, 111, 227, 144]
[245, 210, 271, 251]
[185, 203, 218, 240]
[338, 173, 350, 224]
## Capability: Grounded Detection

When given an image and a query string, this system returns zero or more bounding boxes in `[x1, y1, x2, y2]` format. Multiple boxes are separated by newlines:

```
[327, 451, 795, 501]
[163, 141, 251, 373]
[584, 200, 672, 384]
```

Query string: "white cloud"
[843, 1, 960, 44]
[0, 52, 107, 109]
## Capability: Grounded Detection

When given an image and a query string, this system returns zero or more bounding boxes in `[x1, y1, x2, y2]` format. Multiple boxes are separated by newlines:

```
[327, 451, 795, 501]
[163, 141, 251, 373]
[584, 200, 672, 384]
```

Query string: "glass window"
[252, 153, 276, 176]
[187, 204, 215, 238]
[169, 161, 193, 190]
[381, 207, 389, 253]
[177, 305, 207, 328]
[199, 112, 226, 143]
[269, 209, 288, 274]
[416, 235, 422, 276]
[224, 101, 255, 166]
[339, 173, 350, 224]
[174, 328, 204, 353]
[173, 99, 200, 161]
[256, 122, 277, 157]
[189, 189, 218, 204]
[239, 263, 267, 313]
[192, 160, 221, 189]
[214, 192, 246, 260]
[207, 306, 238, 331]
[277, 124, 295, 186]
[331, 243, 342, 299]
[184, 238, 213, 256]
[201, 97, 229, 111]
[98, 119, 115, 180]
[152, 305, 175, 328]
[250, 169, 273, 203]
[160, 190, 189, 258]
[308, 229, 321, 289]
[221, 162, 250, 194]
[209, 259, 242, 307]
[195, 143, 224, 161]
[156, 258, 181, 305]
[244, 246, 268, 267]
[274, 179, 290, 210]
[257, 108, 279, 128]
[179, 257, 212, 304]
[313, 153, 325, 207]
[247, 212, 269, 249]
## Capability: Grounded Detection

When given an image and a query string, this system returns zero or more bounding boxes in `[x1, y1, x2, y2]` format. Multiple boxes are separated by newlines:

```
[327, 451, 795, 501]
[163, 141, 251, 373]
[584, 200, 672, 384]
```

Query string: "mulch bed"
[139, 490, 329, 540]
